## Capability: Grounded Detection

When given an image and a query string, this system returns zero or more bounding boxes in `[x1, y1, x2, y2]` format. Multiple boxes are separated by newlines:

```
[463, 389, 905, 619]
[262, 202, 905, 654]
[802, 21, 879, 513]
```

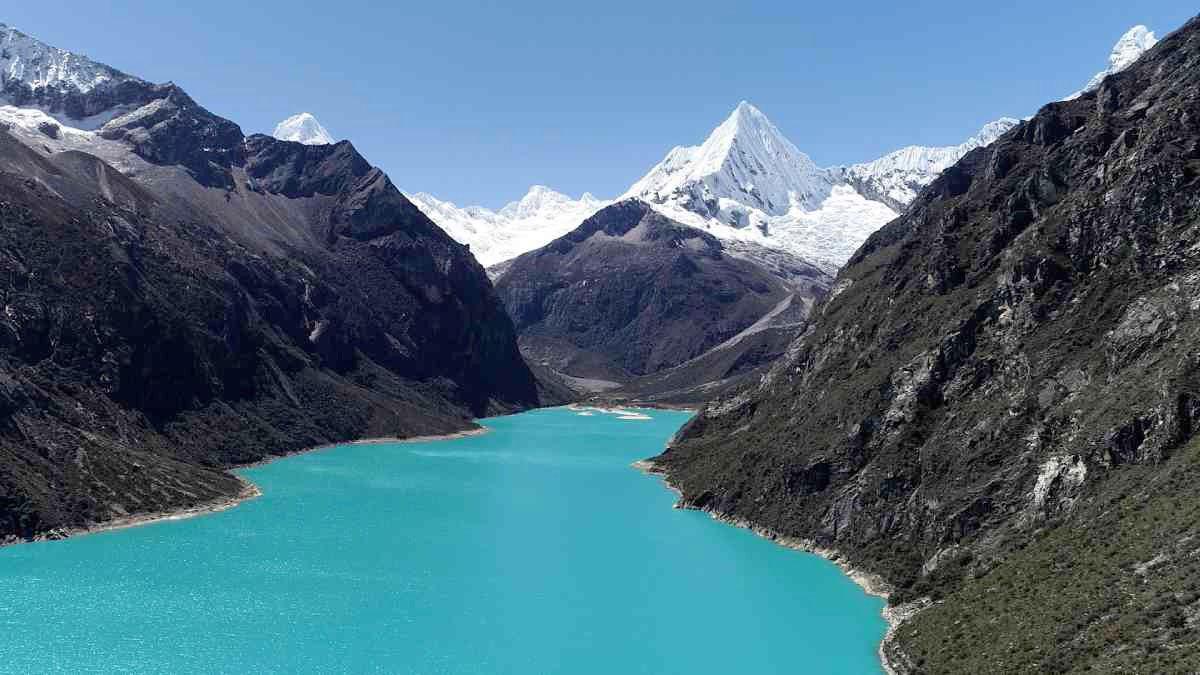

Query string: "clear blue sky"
[4, 2, 1195, 207]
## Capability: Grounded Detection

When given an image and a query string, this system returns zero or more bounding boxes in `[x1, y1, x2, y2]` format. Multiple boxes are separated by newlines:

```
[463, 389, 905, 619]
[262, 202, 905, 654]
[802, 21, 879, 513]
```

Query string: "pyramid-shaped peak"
[732, 100, 765, 118]
[720, 101, 777, 134]
[272, 112, 335, 145]
[1109, 25, 1157, 70]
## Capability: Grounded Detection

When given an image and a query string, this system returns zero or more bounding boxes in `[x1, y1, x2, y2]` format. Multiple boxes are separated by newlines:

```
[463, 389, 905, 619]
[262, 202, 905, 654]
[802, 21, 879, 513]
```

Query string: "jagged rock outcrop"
[654, 17, 1200, 672]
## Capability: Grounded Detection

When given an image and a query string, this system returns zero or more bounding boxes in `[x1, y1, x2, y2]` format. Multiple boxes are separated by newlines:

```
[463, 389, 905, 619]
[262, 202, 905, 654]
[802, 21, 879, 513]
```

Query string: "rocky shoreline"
[0, 478, 263, 549]
[632, 458, 924, 675]
[237, 426, 492, 470]
[0, 427, 492, 550]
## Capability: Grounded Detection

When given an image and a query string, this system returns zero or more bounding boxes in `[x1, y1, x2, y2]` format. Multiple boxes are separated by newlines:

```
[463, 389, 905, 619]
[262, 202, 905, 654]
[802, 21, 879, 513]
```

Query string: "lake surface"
[0, 406, 885, 673]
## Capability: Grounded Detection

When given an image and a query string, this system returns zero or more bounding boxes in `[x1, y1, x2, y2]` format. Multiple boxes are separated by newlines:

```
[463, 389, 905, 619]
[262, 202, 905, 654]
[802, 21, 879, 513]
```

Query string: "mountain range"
[333, 25, 1155, 277]
[407, 25, 1156, 401]
[0, 22, 555, 543]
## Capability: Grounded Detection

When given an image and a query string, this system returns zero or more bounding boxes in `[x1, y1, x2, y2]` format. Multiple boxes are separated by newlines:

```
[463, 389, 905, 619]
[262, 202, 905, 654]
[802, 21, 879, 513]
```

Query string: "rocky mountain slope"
[0, 24, 547, 544]
[651, 17, 1200, 672]
[493, 200, 828, 384]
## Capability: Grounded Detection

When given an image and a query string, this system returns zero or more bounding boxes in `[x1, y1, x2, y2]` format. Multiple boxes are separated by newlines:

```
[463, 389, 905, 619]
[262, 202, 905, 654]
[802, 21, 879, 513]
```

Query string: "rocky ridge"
[0, 25, 547, 543]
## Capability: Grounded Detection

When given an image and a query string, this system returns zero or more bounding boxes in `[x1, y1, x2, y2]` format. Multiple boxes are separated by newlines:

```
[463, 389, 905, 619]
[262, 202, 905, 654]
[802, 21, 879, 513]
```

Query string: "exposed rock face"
[654, 17, 1200, 671]
[0, 29, 545, 543]
[494, 200, 827, 382]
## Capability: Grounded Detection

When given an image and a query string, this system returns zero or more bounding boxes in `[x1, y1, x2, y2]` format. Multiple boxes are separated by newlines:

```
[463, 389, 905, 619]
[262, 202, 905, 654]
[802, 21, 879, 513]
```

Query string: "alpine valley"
[376, 26, 1159, 405]
[0, 10, 1194, 675]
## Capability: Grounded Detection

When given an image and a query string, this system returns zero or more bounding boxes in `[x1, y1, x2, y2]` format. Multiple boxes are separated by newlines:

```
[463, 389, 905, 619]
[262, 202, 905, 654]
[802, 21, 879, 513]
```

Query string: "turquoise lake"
[0, 406, 886, 673]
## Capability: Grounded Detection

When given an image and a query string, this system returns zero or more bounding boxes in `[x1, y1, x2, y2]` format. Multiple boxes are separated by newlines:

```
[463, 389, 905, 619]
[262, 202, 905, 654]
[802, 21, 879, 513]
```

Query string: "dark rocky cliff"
[655, 17, 1200, 672]
[494, 200, 827, 383]
[0, 34, 544, 543]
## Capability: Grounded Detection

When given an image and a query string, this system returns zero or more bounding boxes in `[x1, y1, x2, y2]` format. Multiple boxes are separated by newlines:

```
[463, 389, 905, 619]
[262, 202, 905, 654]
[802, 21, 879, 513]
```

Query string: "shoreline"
[577, 401, 700, 413]
[2, 477, 263, 549]
[236, 426, 491, 469]
[568, 402, 699, 415]
[2, 425, 491, 550]
[632, 458, 922, 675]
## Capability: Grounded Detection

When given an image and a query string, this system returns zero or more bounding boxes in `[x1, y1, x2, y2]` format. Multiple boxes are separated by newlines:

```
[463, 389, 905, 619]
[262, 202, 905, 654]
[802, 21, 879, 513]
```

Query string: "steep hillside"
[652, 17, 1200, 672]
[0, 25, 544, 543]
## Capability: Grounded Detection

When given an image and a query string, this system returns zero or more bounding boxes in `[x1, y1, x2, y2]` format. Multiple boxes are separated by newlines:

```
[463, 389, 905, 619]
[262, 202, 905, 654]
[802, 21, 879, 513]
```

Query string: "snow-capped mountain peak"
[622, 101, 891, 272]
[408, 186, 610, 266]
[966, 117, 1022, 147]
[412, 23, 1158, 275]
[625, 101, 834, 224]
[839, 116, 1022, 210]
[497, 184, 604, 221]
[1104, 25, 1157, 76]
[0, 24, 128, 95]
[1067, 25, 1158, 99]
[272, 112, 335, 145]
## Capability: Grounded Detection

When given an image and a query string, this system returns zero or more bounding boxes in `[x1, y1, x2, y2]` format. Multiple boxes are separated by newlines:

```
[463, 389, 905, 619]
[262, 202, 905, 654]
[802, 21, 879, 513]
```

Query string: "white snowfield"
[271, 112, 335, 145]
[408, 186, 609, 267]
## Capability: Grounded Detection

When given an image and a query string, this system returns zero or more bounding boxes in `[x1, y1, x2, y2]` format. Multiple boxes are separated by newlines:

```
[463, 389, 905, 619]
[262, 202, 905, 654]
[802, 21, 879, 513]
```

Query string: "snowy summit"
[623, 100, 894, 272]
[272, 112, 335, 145]
[1066, 25, 1158, 99]
[0, 23, 125, 95]
[408, 186, 608, 267]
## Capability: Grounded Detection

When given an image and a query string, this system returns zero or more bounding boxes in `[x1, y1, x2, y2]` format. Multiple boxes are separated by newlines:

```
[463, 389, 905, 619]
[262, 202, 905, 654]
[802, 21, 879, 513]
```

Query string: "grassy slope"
[895, 436, 1200, 673]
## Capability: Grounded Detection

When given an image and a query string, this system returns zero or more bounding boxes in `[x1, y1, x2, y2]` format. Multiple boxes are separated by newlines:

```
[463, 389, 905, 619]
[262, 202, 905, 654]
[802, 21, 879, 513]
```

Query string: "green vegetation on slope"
[894, 436, 1200, 673]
